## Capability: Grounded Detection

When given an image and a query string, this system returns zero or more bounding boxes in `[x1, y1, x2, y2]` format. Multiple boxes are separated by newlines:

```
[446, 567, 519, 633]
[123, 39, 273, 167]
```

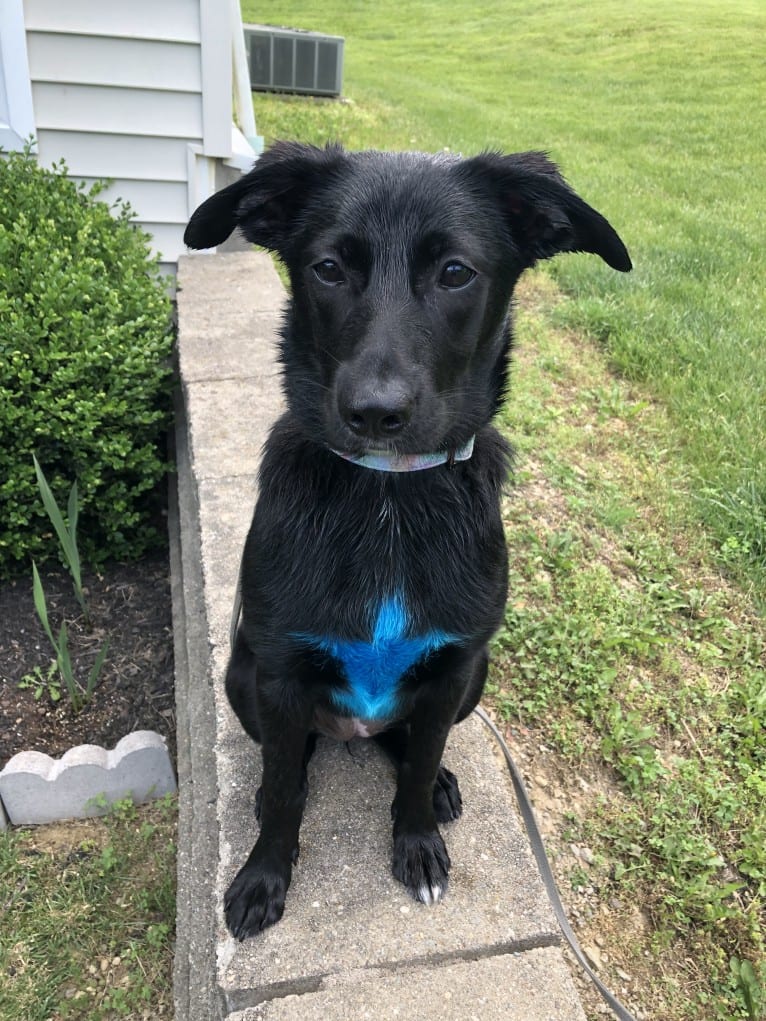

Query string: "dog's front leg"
[391, 681, 465, 906]
[225, 683, 312, 940]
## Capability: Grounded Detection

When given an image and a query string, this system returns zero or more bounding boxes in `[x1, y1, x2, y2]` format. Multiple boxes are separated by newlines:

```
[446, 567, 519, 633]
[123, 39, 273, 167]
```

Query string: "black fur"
[185, 142, 630, 939]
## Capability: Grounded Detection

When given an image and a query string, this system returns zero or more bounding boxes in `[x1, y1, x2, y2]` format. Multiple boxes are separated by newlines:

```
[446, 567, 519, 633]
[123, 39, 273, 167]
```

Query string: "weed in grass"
[17, 660, 62, 704]
[249, 92, 422, 153]
[600, 705, 664, 794]
[730, 957, 764, 1021]
[704, 480, 766, 567]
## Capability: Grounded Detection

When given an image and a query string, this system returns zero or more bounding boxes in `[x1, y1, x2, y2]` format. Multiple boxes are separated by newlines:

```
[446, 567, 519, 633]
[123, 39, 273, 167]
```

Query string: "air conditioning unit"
[243, 24, 344, 98]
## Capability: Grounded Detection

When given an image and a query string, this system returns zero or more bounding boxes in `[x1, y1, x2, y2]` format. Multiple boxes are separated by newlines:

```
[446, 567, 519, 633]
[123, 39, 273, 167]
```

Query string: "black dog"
[184, 142, 630, 940]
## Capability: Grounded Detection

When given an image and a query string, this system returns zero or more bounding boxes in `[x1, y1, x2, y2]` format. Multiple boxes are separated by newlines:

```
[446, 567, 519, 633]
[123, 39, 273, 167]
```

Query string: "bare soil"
[497, 713, 655, 1021]
[0, 551, 175, 767]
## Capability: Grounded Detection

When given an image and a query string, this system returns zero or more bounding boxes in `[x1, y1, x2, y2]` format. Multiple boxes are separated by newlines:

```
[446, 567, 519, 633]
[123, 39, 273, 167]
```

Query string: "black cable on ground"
[473, 704, 641, 1021]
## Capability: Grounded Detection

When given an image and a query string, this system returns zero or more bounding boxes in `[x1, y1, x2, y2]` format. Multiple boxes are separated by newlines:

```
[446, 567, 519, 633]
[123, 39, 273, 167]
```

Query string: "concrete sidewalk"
[171, 251, 586, 1021]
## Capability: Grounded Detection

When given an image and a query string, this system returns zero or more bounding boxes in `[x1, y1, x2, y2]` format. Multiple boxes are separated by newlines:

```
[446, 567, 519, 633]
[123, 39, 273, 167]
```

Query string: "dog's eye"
[439, 262, 476, 289]
[313, 259, 345, 285]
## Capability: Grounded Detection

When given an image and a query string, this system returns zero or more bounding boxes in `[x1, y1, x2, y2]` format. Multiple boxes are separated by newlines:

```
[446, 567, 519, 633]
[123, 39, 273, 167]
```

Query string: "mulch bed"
[0, 551, 175, 768]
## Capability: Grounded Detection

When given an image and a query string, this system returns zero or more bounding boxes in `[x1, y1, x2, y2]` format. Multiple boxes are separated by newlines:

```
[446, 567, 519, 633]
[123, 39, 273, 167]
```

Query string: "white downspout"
[230, 0, 262, 156]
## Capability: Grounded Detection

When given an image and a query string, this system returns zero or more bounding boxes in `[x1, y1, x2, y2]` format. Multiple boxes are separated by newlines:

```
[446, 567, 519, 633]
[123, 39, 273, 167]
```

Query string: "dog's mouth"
[327, 434, 399, 458]
[327, 417, 417, 459]
[326, 409, 470, 466]
[338, 440, 402, 456]
[330, 431, 424, 460]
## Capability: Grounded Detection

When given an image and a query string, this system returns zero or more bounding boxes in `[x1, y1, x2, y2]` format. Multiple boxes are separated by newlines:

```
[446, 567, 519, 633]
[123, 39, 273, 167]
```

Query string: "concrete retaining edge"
[170, 381, 222, 1021]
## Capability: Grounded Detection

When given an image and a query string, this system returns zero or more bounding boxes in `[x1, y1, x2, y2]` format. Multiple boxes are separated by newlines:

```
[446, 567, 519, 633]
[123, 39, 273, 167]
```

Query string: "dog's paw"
[392, 829, 451, 906]
[433, 765, 462, 823]
[224, 858, 291, 940]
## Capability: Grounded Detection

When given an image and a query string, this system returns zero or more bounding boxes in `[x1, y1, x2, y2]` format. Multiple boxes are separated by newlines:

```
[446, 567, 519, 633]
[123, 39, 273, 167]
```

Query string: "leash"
[230, 558, 244, 654]
[229, 570, 639, 1019]
[472, 703, 640, 1021]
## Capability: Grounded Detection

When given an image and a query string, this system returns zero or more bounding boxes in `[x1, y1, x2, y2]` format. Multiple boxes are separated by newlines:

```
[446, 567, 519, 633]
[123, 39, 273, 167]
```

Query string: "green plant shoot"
[32, 560, 108, 713]
[33, 455, 89, 622]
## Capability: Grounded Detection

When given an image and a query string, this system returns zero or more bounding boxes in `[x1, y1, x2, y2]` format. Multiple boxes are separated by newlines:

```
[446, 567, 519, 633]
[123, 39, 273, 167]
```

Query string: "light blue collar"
[330, 435, 475, 473]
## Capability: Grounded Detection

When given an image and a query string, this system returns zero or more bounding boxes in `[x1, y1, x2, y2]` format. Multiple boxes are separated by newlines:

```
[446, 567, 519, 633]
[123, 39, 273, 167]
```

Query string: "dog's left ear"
[184, 141, 348, 253]
[463, 151, 632, 272]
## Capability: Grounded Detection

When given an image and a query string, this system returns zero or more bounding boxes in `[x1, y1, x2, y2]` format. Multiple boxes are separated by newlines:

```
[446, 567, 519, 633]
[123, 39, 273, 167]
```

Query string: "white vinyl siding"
[22, 0, 201, 44]
[31, 83, 203, 139]
[19, 0, 241, 267]
[76, 179, 192, 225]
[26, 34, 202, 93]
[35, 131, 191, 182]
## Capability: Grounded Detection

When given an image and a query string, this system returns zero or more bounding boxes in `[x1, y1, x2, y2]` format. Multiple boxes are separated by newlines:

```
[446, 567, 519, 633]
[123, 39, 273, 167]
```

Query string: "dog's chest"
[295, 592, 459, 720]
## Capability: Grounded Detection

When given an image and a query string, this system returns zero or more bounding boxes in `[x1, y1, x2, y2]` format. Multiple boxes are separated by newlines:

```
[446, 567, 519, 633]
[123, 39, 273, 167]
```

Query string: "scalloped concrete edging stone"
[0, 731, 176, 825]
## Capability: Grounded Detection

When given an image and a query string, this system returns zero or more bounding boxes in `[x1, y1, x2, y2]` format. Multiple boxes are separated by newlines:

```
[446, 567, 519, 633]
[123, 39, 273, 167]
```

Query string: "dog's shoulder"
[469, 425, 513, 493]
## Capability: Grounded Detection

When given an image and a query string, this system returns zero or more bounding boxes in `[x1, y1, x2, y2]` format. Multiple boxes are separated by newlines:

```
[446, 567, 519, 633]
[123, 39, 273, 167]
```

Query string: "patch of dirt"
[0, 551, 175, 767]
[19, 818, 112, 855]
[493, 712, 664, 1021]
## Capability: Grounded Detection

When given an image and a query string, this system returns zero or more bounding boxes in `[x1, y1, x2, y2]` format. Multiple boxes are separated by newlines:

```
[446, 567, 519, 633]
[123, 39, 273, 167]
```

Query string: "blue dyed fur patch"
[295, 593, 458, 720]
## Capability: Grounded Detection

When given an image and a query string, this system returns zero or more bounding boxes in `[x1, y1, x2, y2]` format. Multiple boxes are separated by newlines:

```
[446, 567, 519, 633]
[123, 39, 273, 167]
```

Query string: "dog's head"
[185, 142, 630, 456]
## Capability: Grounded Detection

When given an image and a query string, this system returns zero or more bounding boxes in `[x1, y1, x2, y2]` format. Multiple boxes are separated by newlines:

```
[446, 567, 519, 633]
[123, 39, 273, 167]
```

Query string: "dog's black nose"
[342, 385, 412, 439]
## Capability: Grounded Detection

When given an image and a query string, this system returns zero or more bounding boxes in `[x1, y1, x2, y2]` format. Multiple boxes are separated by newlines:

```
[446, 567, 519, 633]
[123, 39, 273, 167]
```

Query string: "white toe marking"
[417, 883, 443, 905]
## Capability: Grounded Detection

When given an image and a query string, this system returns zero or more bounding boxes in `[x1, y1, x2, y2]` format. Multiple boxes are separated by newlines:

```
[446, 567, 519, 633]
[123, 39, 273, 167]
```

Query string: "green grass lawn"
[243, 0, 766, 593]
[498, 277, 765, 1020]
[241, 3, 765, 1018]
[0, 797, 175, 1020]
[4, 7, 760, 1012]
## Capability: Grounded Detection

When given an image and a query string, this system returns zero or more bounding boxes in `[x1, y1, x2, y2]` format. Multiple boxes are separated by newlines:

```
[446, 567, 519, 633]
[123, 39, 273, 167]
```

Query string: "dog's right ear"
[184, 141, 347, 253]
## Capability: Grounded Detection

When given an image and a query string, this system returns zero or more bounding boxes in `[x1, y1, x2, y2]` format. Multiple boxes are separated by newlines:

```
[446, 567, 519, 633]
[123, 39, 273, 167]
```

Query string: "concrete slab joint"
[225, 948, 585, 1021]
[172, 252, 586, 1021]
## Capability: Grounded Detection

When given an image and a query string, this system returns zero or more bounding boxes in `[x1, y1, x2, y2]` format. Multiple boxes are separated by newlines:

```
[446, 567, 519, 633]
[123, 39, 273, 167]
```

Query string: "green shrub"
[0, 148, 173, 577]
